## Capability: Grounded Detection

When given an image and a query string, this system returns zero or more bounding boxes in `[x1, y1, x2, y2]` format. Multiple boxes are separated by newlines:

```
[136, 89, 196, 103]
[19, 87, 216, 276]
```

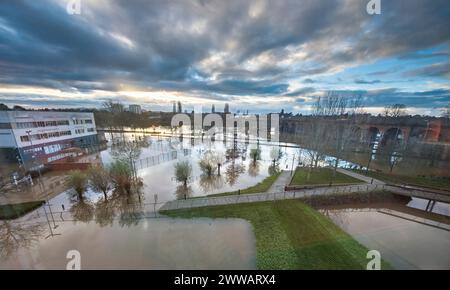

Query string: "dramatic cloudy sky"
[0, 0, 449, 115]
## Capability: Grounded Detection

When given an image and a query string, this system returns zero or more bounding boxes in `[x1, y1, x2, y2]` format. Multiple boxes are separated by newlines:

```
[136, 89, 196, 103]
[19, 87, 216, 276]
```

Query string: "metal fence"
[134, 148, 191, 171]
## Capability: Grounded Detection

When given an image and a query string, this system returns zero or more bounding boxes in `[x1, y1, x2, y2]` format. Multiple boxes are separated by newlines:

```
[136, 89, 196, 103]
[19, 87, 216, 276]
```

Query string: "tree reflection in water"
[247, 161, 260, 177]
[175, 185, 193, 200]
[94, 198, 115, 227]
[199, 174, 225, 193]
[0, 220, 45, 259]
[113, 191, 145, 227]
[225, 163, 245, 186]
[67, 186, 145, 227]
[70, 199, 95, 223]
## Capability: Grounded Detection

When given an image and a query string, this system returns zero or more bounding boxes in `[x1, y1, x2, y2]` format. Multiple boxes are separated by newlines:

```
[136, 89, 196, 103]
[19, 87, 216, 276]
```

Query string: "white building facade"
[0, 111, 100, 170]
[129, 104, 142, 114]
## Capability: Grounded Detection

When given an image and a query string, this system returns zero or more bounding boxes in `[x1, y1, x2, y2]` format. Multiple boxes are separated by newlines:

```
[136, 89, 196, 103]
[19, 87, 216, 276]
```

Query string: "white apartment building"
[0, 110, 99, 170]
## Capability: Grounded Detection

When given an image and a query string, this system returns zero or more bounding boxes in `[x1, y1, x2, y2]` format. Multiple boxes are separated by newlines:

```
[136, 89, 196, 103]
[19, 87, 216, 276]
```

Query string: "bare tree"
[111, 141, 143, 180]
[384, 104, 407, 117]
[88, 165, 111, 200]
[102, 100, 125, 140]
[303, 91, 347, 175]
[305, 92, 365, 184]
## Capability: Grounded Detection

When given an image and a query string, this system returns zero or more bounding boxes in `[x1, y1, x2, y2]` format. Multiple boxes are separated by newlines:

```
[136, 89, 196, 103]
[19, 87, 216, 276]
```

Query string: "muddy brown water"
[318, 197, 450, 269]
[0, 217, 256, 270]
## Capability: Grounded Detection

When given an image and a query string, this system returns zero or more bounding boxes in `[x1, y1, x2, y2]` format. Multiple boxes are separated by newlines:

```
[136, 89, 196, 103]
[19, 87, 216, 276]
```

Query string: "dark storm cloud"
[331, 88, 450, 109]
[0, 0, 449, 109]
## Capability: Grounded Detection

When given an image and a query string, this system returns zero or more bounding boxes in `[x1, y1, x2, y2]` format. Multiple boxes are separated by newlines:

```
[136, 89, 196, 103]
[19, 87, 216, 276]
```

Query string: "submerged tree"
[270, 147, 282, 167]
[199, 151, 218, 177]
[88, 165, 111, 200]
[109, 160, 133, 194]
[111, 140, 143, 180]
[249, 147, 261, 164]
[174, 161, 192, 187]
[67, 170, 88, 201]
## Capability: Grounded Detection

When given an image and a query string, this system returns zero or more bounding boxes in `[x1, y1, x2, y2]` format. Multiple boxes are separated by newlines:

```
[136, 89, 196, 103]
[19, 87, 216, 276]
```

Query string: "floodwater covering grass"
[163, 199, 392, 269]
[290, 167, 363, 186]
[0, 200, 45, 220]
[353, 169, 450, 191]
[208, 172, 282, 197]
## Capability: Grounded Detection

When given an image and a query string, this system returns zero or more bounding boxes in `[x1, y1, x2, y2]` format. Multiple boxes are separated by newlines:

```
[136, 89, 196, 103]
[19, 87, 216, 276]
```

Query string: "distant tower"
[224, 103, 230, 113]
[177, 101, 182, 113]
[211, 104, 215, 113]
[172, 102, 176, 113]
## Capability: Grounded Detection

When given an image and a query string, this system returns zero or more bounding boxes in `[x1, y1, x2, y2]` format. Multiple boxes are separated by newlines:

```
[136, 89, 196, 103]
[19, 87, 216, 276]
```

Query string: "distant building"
[129, 104, 142, 114]
[0, 111, 100, 170]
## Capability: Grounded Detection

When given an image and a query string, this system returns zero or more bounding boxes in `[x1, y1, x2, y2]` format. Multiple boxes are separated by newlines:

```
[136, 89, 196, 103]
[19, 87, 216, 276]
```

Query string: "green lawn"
[208, 172, 281, 197]
[0, 201, 45, 220]
[163, 199, 392, 269]
[290, 167, 364, 186]
[353, 170, 450, 191]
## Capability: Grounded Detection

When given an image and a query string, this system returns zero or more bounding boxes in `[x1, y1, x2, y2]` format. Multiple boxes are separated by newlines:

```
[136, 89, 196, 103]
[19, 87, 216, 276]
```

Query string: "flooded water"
[0, 217, 256, 270]
[95, 131, 303, 203]
[319, 197, 450, 269]
[2, 128, 449, 270]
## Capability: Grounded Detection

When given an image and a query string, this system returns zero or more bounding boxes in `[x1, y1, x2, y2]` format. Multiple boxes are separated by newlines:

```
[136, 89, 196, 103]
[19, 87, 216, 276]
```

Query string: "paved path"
[159, 168, 450, 211]
[159, 183, 385, 211]
[267, 171, 292, 193]
[336, 168, 385, 184]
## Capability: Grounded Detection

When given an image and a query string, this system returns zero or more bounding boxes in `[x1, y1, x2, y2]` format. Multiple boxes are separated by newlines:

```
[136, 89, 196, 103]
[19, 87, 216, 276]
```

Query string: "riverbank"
[162, 199, 393, 269]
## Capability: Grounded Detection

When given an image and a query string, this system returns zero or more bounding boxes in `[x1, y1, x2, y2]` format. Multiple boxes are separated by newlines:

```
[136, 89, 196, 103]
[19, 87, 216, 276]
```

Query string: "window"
[20, 130, 71, 142]
[85, 119, 93, 124]
[0, 123, 11, 129]
[87, 128, 95, 132]
[15, 120, 70, 129]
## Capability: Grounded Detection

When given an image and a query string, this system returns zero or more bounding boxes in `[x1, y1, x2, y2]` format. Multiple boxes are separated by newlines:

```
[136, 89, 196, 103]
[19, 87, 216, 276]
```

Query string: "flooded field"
[90, 131, 300, 203]
[1, 129, 449, 270]
[0, 217, 256, 270]
[319, 197, 450, 269]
